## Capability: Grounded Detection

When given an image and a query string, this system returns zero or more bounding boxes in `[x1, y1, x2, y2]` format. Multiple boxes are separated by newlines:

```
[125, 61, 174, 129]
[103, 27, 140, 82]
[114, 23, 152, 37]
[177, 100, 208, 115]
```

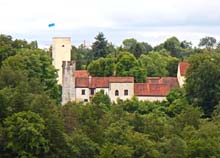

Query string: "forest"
[0, 33, 220, 158]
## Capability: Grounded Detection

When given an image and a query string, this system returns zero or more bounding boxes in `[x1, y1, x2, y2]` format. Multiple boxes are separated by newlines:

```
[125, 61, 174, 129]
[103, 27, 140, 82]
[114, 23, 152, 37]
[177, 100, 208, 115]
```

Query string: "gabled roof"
[179, 62, 190, 76]
[134, 83, 171, 96]
[75, 70, 89, 78]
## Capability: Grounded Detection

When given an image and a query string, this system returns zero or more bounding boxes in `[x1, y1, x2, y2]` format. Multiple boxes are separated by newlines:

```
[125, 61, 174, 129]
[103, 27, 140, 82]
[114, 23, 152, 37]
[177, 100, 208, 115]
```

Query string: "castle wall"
[62, 61, 76, 105]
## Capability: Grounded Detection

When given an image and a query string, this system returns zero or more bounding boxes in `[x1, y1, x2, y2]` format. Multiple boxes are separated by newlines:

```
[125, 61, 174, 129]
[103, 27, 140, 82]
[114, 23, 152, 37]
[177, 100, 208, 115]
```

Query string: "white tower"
[52, 37, 71, 85]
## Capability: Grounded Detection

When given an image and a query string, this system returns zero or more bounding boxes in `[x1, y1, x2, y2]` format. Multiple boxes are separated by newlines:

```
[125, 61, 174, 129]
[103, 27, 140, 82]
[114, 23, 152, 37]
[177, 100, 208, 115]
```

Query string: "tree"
[122, 38, 152, 58]
[4, 111, 49, 158]
[87, 57, 115, 77]
[0, 49, 61, 104]
[139, 52, 179, 77]
[185, 53, 220, 116]
[199, 36, 217, 48]
[164, 37, 181, 57]
[116, 52, 146, 82]
[92, 32, 109, 59]
[91, 90, 111, 106]
[180, 40, 192, 49]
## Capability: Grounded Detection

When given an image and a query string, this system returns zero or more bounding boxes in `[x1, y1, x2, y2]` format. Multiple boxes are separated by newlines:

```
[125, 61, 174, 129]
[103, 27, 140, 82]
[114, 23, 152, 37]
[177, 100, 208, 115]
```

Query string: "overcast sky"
[1, 0, 220, 47]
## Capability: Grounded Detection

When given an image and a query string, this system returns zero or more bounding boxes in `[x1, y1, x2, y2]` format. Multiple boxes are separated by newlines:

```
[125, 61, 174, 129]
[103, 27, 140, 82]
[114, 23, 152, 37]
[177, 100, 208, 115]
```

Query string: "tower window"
[115, 90, 119, 96]
[82, 89, 85, 95]
[62, 44, 65, 47]
[124, 90, 128, 96]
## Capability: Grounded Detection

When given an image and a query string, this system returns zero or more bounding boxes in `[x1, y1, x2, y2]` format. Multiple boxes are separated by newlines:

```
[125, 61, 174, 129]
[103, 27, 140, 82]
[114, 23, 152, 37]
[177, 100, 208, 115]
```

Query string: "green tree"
[116, 52, 146, 82]
[92, 32, 109, 59]
[91, 90, 111, 106]
[0, 49, 61, 104]
[139, 52, 179, 77]
[164, 37, 181, 57]
[185, 53, 220, 116]
[87, 57, 115, 77]
[199, 36, 217, 48]
[4, 111, 49, 158]
[122, 38, 152, 58]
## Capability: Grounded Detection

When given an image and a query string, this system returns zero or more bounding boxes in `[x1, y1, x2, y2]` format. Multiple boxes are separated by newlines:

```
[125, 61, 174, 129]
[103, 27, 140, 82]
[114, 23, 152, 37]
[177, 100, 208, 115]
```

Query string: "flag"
[48, 23, 55, 27]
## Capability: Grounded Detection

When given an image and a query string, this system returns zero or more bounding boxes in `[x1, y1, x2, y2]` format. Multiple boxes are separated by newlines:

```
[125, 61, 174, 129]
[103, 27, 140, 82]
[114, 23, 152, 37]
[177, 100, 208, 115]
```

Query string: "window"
[62, 44, 65, 47]
[124, 90, 128, 96]
[90, 89, 95, 95]
[84, 99, 88, 102]
[82, 89, 85, 95]
[115, 90, 119, 96]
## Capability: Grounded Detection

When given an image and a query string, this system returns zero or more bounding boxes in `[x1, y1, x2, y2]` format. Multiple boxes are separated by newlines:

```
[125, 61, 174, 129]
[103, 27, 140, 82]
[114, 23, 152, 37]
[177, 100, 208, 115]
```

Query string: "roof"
[146, 77, 179, 88]
[75, 70, 89, 78]
[75, 78, 89, 88]
[134, 83, 171, 96]
[179, 62, 190, 76]
[90, 77, 109, 88]
[89, 77, 134, 88]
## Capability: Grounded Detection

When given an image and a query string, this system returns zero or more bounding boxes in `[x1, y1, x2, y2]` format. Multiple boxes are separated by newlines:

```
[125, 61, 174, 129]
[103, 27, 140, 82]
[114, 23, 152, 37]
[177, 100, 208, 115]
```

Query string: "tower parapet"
[62, 60, 76, 105]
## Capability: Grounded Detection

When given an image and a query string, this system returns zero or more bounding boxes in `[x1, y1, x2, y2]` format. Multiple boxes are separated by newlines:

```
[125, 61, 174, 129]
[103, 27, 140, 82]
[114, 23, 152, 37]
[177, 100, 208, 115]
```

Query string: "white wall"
[109, 83, 134, 102]
[177, 65, 185, 88]
[75, 88, 90, 102]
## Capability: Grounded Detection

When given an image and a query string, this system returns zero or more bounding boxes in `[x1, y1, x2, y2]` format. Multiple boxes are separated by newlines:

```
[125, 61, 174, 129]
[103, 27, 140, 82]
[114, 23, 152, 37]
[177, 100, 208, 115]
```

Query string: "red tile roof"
[75, 70, 89, 78]
[134, 83, 171, 96]
[90, 77, 109, 88]
[89, 77, 134, 88]
[146, 77, 179, 88]
[75, 77, 89, 88]
[109, 77, 134, 83]
[179, 62, 190, 76]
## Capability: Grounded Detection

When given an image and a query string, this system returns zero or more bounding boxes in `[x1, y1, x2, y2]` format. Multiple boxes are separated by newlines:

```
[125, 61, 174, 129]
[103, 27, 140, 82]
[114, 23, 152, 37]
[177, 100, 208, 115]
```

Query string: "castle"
[51, 37, 189, 105]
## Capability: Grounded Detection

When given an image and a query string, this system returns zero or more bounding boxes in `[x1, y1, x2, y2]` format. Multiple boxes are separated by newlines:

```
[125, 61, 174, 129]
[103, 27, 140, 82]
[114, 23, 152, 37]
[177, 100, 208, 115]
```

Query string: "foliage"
[185, 53, 220, 116]
[199, 36, 217, 48]
[116, 52, 146, 82]
[92, 32, 109, 60]
[122, 38, 152, 58]
[87, 56, 115, 77]
[139, 51, 179, 77]
[3, 111, 48, 158]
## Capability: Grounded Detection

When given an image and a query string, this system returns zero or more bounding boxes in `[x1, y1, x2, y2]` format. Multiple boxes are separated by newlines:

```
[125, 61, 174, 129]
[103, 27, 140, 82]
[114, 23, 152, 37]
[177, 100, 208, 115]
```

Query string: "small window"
[115, 90, 119, 96]
[90, 89, 95, 95]
[124, 90, 128, 96]
[84, 99, 88, 102]
[62, 44, 65, 47]
[82, 89, 85, 95]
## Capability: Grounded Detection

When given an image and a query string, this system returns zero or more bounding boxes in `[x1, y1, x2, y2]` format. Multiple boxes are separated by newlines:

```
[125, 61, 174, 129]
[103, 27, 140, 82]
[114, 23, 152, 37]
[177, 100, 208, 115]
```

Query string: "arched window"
[115, 90, 119, 96]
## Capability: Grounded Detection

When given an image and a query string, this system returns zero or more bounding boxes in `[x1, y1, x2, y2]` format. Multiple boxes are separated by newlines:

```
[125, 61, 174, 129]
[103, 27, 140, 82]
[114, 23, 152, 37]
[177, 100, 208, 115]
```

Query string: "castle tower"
[52, 37, 71, 85]
[62, 61, 76, 105]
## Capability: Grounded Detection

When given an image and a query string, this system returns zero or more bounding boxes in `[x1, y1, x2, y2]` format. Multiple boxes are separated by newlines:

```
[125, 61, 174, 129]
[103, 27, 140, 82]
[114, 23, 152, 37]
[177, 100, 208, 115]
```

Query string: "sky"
[0, 0, 220, 48]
